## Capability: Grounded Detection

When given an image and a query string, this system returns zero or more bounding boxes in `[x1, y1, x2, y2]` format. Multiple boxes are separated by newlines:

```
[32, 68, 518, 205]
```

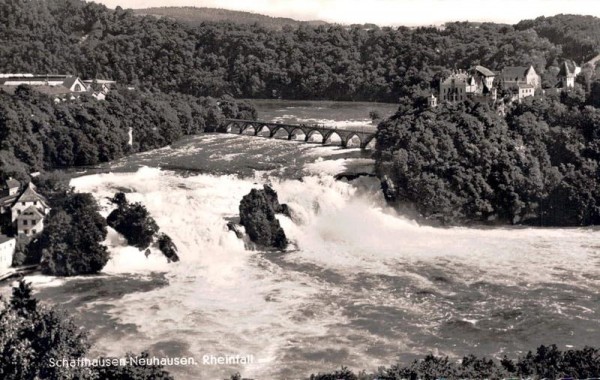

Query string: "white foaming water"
[65, 164, 600, 379]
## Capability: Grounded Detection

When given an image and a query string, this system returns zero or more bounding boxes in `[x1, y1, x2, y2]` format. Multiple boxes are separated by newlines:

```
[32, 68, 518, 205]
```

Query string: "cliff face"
[239, 185, 288, 250]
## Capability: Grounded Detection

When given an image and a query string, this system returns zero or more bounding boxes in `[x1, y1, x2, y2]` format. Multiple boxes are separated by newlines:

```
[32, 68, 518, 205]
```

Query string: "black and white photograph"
[0, 0, 600, 379]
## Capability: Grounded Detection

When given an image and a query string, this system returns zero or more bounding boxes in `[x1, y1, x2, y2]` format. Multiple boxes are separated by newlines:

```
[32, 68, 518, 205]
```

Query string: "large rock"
[380, 175, 398, 202]
[263, 184, 291, 217]
[156, 233, 180, 262]
[239, 185, 288, 250]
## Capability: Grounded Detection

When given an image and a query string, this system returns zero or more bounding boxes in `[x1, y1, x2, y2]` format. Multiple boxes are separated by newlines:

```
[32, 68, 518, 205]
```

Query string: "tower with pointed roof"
[557, 60, 581, 89]
[10, 182, 50, 236]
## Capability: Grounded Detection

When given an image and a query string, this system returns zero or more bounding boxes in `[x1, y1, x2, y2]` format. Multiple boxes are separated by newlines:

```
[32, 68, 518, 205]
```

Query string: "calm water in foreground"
[3, 100, 600, 380]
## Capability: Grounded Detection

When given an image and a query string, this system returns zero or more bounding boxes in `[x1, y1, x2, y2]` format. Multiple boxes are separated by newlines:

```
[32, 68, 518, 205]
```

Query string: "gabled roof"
[19, 205, 44, 220]
[62, 76, 84, 90]
[558, 60, 578, 77]
[0, 234, 14, 245]
[501, 66, 531, 81]
[474, 65, 495, 77]
[0, 194, 18, 207]
[6, 178, 19, 189]
[16, 182, 47, 205]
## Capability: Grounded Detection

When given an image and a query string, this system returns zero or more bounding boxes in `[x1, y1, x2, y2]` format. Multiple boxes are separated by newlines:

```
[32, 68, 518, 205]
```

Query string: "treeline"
[375, 88, 600, 226]
[0, 85, 255, 180]
[308, 345, 600, 379]
[516, 14, 600, 63]
[2, 1, 600, 102]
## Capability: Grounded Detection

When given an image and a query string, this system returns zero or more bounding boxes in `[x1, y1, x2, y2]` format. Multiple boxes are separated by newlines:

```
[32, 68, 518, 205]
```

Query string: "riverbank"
[0, 265, 39, 283]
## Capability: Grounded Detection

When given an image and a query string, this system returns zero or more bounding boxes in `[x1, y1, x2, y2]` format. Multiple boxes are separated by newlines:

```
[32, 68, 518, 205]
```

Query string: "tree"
[30, 193, 110, 276]
[107, 192, 159, 250]
[0, 281, 90, 380]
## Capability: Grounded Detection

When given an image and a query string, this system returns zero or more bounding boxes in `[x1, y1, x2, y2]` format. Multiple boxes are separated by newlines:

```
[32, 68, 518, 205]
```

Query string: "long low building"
[0, 73, 115, 100]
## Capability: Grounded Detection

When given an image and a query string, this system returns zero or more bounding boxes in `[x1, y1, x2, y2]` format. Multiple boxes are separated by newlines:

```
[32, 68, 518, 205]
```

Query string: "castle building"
[438, 65, 497, 104]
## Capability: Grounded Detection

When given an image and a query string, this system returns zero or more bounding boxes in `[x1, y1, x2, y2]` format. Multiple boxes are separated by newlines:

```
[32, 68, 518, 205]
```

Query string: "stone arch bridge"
[221, 119, 377, 149]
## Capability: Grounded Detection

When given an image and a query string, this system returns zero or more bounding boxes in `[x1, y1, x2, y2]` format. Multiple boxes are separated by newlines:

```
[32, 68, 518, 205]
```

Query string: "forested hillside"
[516, 14, 600, 63]
[2, 0, 600, 102]
[0, 86, 255, 179]
[133, 7, 328, 30]
[375, 86, 600, 226]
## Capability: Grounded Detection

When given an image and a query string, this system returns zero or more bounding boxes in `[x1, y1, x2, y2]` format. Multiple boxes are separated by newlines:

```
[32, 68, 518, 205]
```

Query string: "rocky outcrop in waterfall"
[156, 233, 180, 263]
[380, 175, 398, 202]
[238, 184, 289, 250]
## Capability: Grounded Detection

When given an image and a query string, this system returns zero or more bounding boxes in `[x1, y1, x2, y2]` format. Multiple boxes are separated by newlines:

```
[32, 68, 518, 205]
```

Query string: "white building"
[0, 235, 16, 274]
[10, 182, 50, 237]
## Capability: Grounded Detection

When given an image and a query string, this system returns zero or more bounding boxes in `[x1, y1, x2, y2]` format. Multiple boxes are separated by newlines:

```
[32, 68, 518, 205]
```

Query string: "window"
[24, 229, 28, 234]
[32, 229, 36, 234]
[22, 202, 25, 206]
[31, 219, 36, 225]
[74, 84, 82, 92]
[34, 201, 37, 205]
[17, 210, 21, 215]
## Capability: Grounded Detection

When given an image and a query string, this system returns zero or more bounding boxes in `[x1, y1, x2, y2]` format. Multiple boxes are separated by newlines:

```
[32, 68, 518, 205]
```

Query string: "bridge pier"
[222, 119, 376, 150]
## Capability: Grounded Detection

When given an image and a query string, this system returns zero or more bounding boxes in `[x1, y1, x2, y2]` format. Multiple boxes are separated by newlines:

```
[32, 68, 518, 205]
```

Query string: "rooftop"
[501, 66, 534, 80]
[17, 182, 48, 204]
[0, 234, 14, 244]
[558, 60, 579, 77]
[474, 65, 495, 77]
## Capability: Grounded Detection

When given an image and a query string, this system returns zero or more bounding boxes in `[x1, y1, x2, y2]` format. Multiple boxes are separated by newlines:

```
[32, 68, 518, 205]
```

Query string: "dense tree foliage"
[308, 345, 600, 379]
[0, 86, 254, 181]
[4, 1, 600, 102]
[0, 281, 90, 379]
[516, 14, 600, 63]
[0, 280, 174, 379]
[23, 192, 110, 275]
[375, 89, 600, 226]
[107, 192, 159, 250]
[107, 192, 179, 261]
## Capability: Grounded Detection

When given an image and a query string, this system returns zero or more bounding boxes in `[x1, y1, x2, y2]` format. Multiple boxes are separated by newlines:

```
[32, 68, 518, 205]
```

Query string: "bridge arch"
[255, 124, 272, 137]
[345, 133, 362, 148]
[225, 121, 242, 134]
[305, 129, 324, 143]
[270, 125, 290, 139]
[361, 134, 377, 149]
[289, 127, 307, 141]
[323, 131, 344, 147]
[240, 123, 257, 135]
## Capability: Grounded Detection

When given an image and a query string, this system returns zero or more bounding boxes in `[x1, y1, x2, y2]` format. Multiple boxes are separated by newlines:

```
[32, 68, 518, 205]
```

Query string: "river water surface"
[5, 100, 600, 379]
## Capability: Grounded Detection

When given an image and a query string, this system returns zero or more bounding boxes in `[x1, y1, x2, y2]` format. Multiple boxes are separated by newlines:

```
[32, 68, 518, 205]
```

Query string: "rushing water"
[5, 100, 600, 380]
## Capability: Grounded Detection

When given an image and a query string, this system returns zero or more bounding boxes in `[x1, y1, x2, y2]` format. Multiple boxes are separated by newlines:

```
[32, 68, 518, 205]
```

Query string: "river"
[4, 100, 600, 379]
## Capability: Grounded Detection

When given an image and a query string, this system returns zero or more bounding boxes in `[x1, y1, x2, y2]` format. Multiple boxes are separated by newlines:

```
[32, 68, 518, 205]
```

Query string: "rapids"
[5, 101, 600, 379]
